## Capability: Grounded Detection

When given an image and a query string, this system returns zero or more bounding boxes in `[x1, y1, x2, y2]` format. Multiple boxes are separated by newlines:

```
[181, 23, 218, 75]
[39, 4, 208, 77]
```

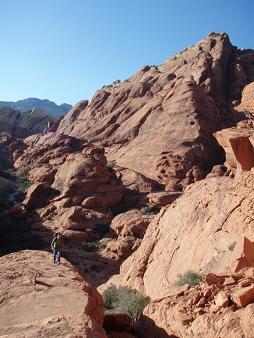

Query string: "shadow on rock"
[135, 315, 178, 338]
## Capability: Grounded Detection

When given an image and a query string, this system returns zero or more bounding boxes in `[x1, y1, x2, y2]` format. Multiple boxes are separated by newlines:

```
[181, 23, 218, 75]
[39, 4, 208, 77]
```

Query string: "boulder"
[231, 237, 254, 272]
[110, 210, 154, 238]
[214, 121, 254, 174]
[232, 285, 254, 308]
[23, 183, 58, 210]
[147, 191, 182, 207]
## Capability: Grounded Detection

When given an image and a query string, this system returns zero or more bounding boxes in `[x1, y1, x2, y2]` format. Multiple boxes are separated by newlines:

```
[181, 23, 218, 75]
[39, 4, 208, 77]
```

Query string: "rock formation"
[0, 107, 55, 138]
[1, 32, 254, 337]
[53, 33, 254, 191]
[0, 250, 106, 337]
[136, 269, 254, 337]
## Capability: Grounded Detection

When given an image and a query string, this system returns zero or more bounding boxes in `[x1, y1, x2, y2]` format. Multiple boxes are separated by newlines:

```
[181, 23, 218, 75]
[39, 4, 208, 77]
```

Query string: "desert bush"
[141, 206, 153, 215]
[228, 241, 236, 251]
[175, 270, 203, 286]
[103, 285, 149, 322]
[43, 212, 54, 221]
[83, 240, 106, 251]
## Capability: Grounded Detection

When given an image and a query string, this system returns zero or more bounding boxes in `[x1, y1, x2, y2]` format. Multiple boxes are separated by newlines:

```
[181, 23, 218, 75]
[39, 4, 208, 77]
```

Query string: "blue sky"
[0, 0, 253, 105]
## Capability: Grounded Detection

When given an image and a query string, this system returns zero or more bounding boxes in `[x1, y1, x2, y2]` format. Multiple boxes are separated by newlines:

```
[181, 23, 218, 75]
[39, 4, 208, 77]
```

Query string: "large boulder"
[0, 250, 106, 337]
[103, 210, 155, 259]
[214, 120, 254, 175]
[23, 183, 58, 210]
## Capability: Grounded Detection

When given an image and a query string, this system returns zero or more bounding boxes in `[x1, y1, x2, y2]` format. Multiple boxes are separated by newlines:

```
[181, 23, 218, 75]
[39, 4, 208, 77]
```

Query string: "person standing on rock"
[51, 233, 64, 264]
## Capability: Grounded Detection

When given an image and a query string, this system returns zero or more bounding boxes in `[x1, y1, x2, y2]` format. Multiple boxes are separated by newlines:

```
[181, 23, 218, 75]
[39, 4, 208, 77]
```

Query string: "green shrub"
[103, 285, 119, 310]
[43, 212, 54, 221]
[175, 271, 203, 286]
[102, 286, 149, 322]
[141, 206, 153, 215]
[228, 241, 236, 251]
[83, 240, 106, 251]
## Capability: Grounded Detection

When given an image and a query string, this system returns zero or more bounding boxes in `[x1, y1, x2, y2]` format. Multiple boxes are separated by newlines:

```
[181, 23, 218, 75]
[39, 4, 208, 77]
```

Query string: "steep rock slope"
[55, 33, 254, 190]
[0, 250, 106, 338]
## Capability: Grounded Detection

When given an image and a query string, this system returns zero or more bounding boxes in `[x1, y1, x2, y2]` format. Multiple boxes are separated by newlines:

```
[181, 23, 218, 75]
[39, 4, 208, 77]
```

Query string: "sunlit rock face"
[55, 33, 254, 190]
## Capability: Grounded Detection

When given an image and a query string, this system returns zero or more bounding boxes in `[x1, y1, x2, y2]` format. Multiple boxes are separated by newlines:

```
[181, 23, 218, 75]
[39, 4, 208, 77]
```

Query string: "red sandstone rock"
[215, 291, 229, 308]
[214, 122, 254, 174]
[23, 183, 58, 210]
[52, 33, 254, 190]
[147, 191, 182, 207]
[102, 171, 254, 302]
[238, 278, 253, 288]
[232, 285, 254, 308]
[0, 250, 106, 337]
[224, 276, 236, 285]
[231, 237, 254, 272]
[204, 273, 225, 286]
[110, 210, 154, 238]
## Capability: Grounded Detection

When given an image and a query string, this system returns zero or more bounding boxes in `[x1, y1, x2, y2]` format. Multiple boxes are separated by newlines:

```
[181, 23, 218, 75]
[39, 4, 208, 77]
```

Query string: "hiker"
[51, 232, 63, 264]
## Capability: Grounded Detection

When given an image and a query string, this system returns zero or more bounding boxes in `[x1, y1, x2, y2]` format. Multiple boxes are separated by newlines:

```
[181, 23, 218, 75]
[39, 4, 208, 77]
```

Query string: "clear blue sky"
[0, 0, 253, 105]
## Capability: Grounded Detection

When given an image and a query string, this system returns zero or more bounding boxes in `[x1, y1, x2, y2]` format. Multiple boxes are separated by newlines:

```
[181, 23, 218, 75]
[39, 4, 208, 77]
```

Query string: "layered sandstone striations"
[0, 250, 106, 338]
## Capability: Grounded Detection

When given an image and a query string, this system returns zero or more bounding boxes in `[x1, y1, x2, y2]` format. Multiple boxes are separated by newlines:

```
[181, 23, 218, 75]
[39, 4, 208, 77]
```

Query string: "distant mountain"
[0, 107, 55, 138]
[0, 98, 72, 117]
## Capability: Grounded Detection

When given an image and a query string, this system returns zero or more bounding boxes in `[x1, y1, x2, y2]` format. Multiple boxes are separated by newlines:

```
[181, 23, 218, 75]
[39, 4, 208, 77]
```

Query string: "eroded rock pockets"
[51, 33, 254, 190]
[0, 250, 106, 338]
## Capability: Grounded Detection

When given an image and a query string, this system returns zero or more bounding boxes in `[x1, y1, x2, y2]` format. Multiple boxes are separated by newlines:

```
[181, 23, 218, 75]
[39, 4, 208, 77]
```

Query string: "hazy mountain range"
[0, 98, 72, 117]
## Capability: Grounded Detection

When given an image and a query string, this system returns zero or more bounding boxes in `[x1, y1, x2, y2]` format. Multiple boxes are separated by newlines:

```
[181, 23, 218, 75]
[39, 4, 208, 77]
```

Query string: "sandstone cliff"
[53, 33, 254, 191]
